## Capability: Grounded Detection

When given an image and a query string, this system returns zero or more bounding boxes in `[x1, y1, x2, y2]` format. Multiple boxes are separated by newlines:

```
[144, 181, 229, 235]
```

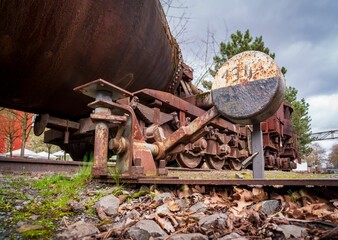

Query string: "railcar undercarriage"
[33, 51, 292, 178]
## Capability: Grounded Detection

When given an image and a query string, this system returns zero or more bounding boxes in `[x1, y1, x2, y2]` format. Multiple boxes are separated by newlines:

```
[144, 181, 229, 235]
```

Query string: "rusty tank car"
[0, 0, 182, 119]
[0, 0, 297, 177]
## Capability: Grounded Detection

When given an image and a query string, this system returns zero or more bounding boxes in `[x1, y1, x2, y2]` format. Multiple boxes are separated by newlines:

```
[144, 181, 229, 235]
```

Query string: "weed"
[12, 211, 30, 222]
[0, 195, 12, 211]
[83, 191, 103, 211]
[150, 192, 156, 199]
[287, 189, 299, 203]
[110, 166, 122, 187]
[132, 189, 149, 199]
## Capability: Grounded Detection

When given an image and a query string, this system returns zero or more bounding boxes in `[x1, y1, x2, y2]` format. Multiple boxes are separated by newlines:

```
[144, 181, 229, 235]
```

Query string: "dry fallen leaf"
[299, 189, 315, 206]
[192, 185, 205, 194]
[209, 192, 223, 204]
[96, 206, 109, 220]
[155, 214, 175, 233]
[168, 215, 179, 227]
[284, 195, 299, 210]
[252, 188, 268, 202]
[270, 192, 284, 202]
[312, 209, 333, 218]
[118, 194, 129, 204]
[168, 200, 180, 212]
[330, 199, 338, 208]
[230, 187, 254, 216]
[243, 189, 254, 202]
[220, 189, 229, 200]
[191, 193, 203, 204]
[301, 203, 329, 215]
[323, 211, 338, 222]
[288, 209, 304, 219]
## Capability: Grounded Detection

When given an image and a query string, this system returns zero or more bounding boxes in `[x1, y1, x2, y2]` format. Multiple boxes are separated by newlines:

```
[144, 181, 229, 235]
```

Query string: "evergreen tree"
[285, 86, 312, 157]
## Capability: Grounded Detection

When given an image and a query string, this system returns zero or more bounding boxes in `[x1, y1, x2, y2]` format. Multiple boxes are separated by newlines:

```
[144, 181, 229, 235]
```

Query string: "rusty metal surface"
[0, 0, 180, 120]
[74, 79, 133, 101]
[134, 89, 240, 132]
[132, 141, 157, 176]
[34, 114, 80, 137]
[176, 152, 203, 169]
[261, 102, 300, 170]
[101, 177, 338, 187]
[211, 51, 285, 125]
[92, 122, 109, 176]
[0, 157, 87, 174]
[155, 106, 220, 159]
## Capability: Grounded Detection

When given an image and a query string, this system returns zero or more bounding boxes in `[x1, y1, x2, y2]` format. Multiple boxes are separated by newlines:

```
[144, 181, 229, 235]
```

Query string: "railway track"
[101, 177, 338, 187]
[1, 157, 338, 186]
[0, 156, 88, 174]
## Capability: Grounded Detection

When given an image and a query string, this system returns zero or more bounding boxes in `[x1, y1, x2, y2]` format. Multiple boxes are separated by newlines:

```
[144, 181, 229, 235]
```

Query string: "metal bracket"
[74, 79, 133, 177]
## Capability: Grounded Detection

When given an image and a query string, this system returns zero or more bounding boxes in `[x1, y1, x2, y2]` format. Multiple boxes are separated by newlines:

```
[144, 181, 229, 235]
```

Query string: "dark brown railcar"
[261, 102, 300, 170]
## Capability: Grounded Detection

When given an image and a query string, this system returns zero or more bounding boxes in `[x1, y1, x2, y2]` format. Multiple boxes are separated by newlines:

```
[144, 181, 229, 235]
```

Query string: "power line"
[311, 130, 338, 141]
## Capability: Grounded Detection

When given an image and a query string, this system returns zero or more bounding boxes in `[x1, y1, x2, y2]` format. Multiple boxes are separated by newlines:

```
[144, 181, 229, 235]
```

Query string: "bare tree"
[161, 0, 191, 45]
[304, 143, 326, 173]
[161, 1, 223, 90]
[192, 26, 220, 88]
[0, 109, 33, 157]
[16, 112, 33, 158]
[328, 144, 338, 168]
[0, 109, 21, 157]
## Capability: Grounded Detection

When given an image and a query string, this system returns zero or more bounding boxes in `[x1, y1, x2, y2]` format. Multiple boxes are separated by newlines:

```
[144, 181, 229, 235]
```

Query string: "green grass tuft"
[21, 229, 52, 239]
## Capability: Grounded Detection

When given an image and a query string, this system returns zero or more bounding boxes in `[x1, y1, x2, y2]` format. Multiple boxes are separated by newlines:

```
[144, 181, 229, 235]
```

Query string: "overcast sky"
[164, 0, 338, 153]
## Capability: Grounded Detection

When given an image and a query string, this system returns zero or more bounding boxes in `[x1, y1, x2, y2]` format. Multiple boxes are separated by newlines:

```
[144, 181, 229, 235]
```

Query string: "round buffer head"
[211, 51, 286, 125]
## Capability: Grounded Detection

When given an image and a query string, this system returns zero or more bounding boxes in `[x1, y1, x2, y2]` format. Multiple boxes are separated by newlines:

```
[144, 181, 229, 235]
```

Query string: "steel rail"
[0, 157, 88, 174]
[100, 176, 338, 187]
[1, 157, 337, 186]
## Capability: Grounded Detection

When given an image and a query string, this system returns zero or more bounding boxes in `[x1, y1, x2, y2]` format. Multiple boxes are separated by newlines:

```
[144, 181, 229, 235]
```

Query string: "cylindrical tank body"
[0, 0, 180, 120]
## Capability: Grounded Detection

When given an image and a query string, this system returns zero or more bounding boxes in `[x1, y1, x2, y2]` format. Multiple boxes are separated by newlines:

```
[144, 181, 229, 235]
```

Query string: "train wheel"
[205, 155, 225, 170]
[229, 159, 242, 171]
[177, 152, 202, 169]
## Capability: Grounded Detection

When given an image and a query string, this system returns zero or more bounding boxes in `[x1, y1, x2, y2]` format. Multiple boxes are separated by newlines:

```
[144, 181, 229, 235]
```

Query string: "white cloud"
[306, 94, 338, 153]
[278, 35, 338, 99]
[308, 94, 338, 132]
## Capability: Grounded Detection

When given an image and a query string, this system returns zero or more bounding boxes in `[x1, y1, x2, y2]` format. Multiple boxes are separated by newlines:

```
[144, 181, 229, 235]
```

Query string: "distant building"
[0, 109, 33, 153]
